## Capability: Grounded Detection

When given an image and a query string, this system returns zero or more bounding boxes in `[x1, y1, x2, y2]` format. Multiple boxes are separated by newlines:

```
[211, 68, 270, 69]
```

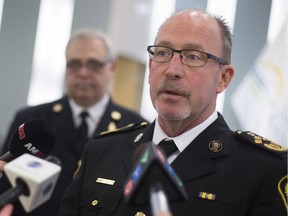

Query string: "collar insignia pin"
[108, 122, 117, 131]
[209, 140, 223, 152]
[111, 111, 121, 120]
[134, 133, 143, 143]
[53, 103, 63, 113]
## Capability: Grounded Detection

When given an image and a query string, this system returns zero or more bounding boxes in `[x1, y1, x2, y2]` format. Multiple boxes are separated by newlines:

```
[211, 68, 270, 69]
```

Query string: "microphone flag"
[123, 142, 187, 205]
[3, 153, 61, 212]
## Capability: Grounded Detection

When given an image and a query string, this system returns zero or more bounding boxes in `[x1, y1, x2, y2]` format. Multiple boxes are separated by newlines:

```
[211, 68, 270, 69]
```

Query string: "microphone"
[0, 153, 61, 212]
[123, 142, 188, 216]
[0, 120, 56, 162]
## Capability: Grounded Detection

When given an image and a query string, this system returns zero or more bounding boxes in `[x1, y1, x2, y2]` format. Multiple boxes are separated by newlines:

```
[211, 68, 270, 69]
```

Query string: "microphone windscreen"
[132, 143, 149, 165]
[124, 142, 188, 206]
[9, 120, 56, 159]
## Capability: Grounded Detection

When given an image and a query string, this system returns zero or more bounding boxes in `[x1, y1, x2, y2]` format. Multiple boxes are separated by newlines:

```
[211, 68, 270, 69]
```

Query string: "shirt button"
[135, 211, 146, 216]
[91, 200, 98, 206]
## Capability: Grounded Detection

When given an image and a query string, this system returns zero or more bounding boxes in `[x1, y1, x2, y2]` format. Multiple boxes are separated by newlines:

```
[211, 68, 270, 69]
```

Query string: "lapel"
[50, 96, 82, 155]
[123, 122, 155, 175]
[94, 99, 114, 134]
[172, 113, 232, 182]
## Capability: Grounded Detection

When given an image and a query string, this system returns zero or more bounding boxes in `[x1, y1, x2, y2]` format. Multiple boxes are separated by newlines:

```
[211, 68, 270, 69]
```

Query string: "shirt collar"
[69, 93, 110, 124]
[153, 110, 218, 153]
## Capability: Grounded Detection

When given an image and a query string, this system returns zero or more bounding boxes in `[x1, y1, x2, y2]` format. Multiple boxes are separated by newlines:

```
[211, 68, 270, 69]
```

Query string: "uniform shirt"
[69, 94, 109, 138]
[154, 110, 218, 163]
[58, 112, 287, 216]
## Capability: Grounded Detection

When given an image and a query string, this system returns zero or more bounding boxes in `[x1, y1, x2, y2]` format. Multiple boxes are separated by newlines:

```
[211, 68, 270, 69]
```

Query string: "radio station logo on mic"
[18, 123, 26, 140]
[123, 142, 188, 206]
[124, 152, 147, 197]
[24, 143, 44, 158]
[18, 123, 45, 158]
[27, 160, 42, 168]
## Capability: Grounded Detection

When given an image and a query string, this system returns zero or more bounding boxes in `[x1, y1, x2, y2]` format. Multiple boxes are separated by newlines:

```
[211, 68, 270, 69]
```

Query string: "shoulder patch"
[278, 175, 288, 209]
[94, 122, 148, 139]
[235, 130, 287, 157]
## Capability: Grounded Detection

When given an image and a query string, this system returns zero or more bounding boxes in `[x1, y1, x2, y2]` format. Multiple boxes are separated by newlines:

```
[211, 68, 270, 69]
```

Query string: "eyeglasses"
[66, 59, 109, 72]
[147, 45, 228, 67]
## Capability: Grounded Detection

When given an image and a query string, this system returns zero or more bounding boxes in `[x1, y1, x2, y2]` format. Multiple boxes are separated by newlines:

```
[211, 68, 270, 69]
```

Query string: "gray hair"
[211, 12, 233, 64]
[65, 28, 115, 60]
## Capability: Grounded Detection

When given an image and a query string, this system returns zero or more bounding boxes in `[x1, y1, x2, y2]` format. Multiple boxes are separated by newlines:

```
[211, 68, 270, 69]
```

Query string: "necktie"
[158, 138, 178, 157]
[77, 111, 89, 144]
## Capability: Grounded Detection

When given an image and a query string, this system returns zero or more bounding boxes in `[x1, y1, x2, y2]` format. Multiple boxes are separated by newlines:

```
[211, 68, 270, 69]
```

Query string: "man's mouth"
[164, 90, 180, 95]
[161, 88, 186, 97]
[157, 81, 189, 98]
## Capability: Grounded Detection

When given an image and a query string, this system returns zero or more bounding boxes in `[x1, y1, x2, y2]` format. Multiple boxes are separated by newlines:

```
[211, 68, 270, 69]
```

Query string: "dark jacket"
[0, 96, 147, 216]
[59, 113, 287, 216]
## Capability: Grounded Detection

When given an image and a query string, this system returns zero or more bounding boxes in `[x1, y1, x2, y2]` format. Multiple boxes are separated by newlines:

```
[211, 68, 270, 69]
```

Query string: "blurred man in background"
[0, 28, 147, 216]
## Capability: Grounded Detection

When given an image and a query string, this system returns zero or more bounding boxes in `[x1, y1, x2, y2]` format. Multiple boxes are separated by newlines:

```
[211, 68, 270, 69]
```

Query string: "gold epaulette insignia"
[94, 122, 148, 139]
[236, 131, 287, 153]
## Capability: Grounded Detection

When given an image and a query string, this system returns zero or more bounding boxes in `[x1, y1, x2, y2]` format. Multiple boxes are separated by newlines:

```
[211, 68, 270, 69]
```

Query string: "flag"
[231, 23, 287, 146]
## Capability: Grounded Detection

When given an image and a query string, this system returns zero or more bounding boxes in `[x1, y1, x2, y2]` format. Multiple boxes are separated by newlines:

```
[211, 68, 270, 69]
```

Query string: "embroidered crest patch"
[278, 175, 288, 209]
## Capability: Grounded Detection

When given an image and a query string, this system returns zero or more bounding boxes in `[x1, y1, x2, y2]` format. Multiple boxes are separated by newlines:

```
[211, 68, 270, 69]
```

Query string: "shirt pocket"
[80, 181, 123, 216]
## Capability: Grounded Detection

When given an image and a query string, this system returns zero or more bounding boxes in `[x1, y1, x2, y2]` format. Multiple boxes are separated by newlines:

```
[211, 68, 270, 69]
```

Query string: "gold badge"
[96, 177, 115, 185]
[209, 140, 223, 152]
[91, 200, 98, 206]
[111, 111, 121, 120]
[134, 133, 143, 143]
[53, 103, 63, 113]
[108, 122, 117, 131]
[135, 212, 146, 216]
[264, 143, 287, 151]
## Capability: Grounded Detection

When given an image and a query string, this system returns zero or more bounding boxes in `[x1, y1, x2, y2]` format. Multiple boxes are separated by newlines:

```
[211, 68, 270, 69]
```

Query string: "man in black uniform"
[59, 9, 287, 216]
[0, 29, 146, 216]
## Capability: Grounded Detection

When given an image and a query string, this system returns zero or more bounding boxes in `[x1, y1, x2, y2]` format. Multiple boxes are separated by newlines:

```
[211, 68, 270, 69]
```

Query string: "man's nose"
[165, 53, 184, 78]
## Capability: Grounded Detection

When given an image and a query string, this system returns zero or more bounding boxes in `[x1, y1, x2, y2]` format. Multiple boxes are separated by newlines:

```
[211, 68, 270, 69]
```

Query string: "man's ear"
[148, 59, 152, 84]
[109, 60, 117, 72]
[216, 65, 235, 93]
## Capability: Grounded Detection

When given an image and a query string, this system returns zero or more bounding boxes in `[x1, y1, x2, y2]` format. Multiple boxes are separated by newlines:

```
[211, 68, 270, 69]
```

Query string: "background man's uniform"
[0, 95, 147, 216]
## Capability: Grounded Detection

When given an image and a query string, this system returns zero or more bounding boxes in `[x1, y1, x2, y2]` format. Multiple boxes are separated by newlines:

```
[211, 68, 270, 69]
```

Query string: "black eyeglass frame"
[147, 45, 229, 67]
[66, 59, 111, 72]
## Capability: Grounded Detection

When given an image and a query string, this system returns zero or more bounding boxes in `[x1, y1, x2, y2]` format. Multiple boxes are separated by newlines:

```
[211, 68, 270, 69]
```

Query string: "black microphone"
[0, 154, 61, 212]
[123, 142, 188, 216]
[0, 120, 56, 162]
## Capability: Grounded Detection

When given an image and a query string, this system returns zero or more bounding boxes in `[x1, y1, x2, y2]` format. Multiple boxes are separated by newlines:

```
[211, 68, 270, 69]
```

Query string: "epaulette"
[94, 121, 148, 139]
[235, 130, 287, 158]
